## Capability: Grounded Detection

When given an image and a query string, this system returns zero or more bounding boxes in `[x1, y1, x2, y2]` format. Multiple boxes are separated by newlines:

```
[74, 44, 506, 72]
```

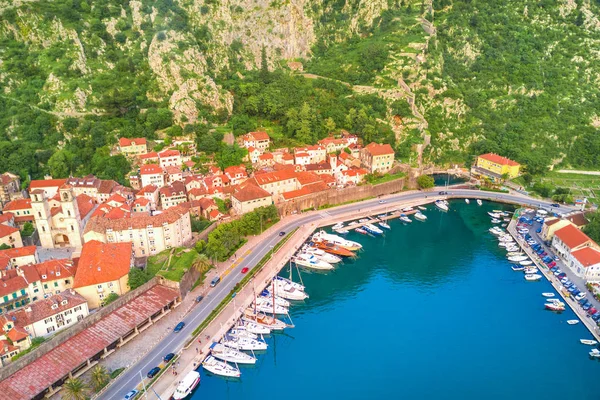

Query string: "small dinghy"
[465, 199, 470, 204]
[511, 265, 525, 271]
[379, 222, 391, 230]
[355, 227, 368, 235]
[542, 293, 555, 298]
[520, 260, 533, 266]
[567, 320, 580, 325]
[525, 274, 542, 281]
[418, 206, 427, 211]
[477, 199, 483, 206]
[589, 349, 600, 358]
[580, 339, 598, 346]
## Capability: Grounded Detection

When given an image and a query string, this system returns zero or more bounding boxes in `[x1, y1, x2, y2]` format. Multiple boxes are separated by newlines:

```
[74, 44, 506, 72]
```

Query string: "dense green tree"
[48, 150, 74, 178]
[584, 211, 600, 244]
[128, 268, 151, 289]
[416, 174, 435, 189]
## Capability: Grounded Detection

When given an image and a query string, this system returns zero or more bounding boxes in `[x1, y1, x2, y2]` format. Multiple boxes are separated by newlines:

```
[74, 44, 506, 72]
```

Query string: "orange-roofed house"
[360, 143, 395, 174]
[252, 170, 300, 196]
[139, 151, 159, 164]
[0, 246, 38, 267]
[241, 131, 271, 152]
[246, 146, 261, 164]
[73, 241, 133, 308]
[224, 165, 248, 186]
[118, 137, 147, 156]
[165, 165, 183, 184]
[140, 164, 165, 188]
[232, 184, 273, 215]
[106, 193, 127, 208]
[337, 168, 368, 187]
[552, 224, 599, 261]
[0, 224, 22, 249]
[540, 218, 573, 242]
[158, 149, 182, 168]
[28, 178, 67, 198]
[159, 182, 187, 210]
[475, 153, 520, 180]
[0, 172, 22, 207]
[34, 258, 77, 296]
[2, 198, 34, 227]
[569, 247, 600, 281]
[132, 197, 151, 213]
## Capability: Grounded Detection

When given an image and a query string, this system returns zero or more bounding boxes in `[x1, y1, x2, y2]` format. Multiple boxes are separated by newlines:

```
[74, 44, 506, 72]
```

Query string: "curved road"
[102, 188, 575, 399]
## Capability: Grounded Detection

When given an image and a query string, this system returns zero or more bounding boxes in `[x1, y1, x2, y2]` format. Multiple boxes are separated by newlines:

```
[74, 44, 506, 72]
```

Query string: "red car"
[241, 267, 249, 274]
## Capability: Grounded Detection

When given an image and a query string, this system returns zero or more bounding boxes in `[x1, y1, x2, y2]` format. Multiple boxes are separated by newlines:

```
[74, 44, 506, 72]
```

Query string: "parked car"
[147, 367, 161, 379]
[575, 293, 586, 301]
[124, 390, 139, 400]
[210, 276, 221, 287]
[174, 322, 185, 333]
[551, 203, 560, 208]
[164, 353, 175, 363]
[583, 304, 592, 311]
[241, 267, 249, 274]
[196, 295, 204, 303]
[557, 273, 567, 279]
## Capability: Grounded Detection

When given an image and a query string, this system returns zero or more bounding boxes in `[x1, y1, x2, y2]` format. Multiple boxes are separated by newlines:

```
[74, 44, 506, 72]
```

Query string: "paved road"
[556, 169, 600, 176]
[102, 188, 575, 399]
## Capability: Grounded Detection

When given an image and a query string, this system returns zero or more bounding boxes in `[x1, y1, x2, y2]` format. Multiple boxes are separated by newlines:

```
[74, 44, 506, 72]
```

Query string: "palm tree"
[194, 253, 212, 274]
[90, 365, 110, 390]
[61, 377, 89, 400]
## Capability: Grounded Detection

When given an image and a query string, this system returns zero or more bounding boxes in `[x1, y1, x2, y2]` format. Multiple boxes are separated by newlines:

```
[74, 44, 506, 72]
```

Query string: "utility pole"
[139, 370, 149, 399]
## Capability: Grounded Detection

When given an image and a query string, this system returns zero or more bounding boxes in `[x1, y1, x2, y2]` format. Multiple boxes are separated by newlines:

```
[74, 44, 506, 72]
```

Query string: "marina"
[191, 200, 600, 400]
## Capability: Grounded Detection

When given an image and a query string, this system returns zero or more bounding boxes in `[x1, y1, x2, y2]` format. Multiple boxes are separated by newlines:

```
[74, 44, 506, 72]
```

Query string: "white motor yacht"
[258, 291, 291, 307]
[488, 212, 501, 218]
[332, 222, 345, 231]
[580, 339, 598, 346]
[523, 267, 538, 274]
[414, 211, 427, 221]
[312, 231, 362, 251]
[542, 293, 555, 298]
[567, 320, 579, 325]
[435, 200, 449, 211]
[477, 199, 483, 206]
[418, 206, 427, 211]
[273, 279, 308, 300]
[399, 215, 412, 223]
[402, 206, 414, 212]
[508, 255, 529, 262]
[525, 274, 542, 281]
[520, 260, 534, 266]
[491, 218, 501, 224]
[221, 334, 268, 351]
[202, 355, 241, 378]
[172, 371, 201, 400]
[303, 247, 342, 264]
[210, 342, 257, 364]
[379, 221, 391, 230]
[465, 199, 470, 204]
[589, 349, 600, 358]
[292, 253, 334, 270]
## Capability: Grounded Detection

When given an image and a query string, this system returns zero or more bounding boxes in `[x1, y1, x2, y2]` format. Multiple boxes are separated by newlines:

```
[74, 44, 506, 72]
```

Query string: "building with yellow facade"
[473, 153, 520, 181]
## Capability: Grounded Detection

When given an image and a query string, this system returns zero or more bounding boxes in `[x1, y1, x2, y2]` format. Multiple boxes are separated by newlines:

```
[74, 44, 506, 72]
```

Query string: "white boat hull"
[172, 371, 201, 400]
[525, 274, 542, 281]
[581, 339, 598, 346]
[202, 356, 240, 378]
[222, 336, 268, 351]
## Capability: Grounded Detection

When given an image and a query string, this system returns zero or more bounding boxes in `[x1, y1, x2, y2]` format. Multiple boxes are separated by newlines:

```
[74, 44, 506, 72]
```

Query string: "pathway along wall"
[278, 178, 406, 215]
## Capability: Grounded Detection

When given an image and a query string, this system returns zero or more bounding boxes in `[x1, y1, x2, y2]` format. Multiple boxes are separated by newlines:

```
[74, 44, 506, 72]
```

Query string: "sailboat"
[221, 334, 268, 351]
[210, 342, 257, 364]
[254, 297, 289, 314]
[243, 310, 287, 331]
[202, 355, 241, 378]
[229, 326, 259, 339]
[379, 221, 391, 229]
[235, 320, 270, 335]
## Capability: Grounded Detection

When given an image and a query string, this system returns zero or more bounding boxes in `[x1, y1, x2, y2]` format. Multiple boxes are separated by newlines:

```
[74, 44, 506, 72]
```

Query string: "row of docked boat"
[290, 231, 364, 270]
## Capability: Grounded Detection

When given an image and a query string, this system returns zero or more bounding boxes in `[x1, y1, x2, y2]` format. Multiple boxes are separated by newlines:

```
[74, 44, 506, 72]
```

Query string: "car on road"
[210, 276, 221, 287]
[196, 295, 204, 303]
[438, 191, 447, 195]
[124, 390, 139, 400]
[147, 367, 161, 379]
[174, 322, 185, 332]
[279, 231, 285, 236]
[551, 203, 560, 208]
[378, 200, 386, 204]
[241, 267, 249, 274]
[163, 353, 175, 363]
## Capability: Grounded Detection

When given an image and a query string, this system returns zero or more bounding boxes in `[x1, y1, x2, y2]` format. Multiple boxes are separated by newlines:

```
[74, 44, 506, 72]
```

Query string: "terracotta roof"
[0, 271, 28, 298]
[133, 198, 150, 207]
[35, 259, 76, 283]
[6, 327, 28, 342]
[296, 171, 322, 186]
[253, 170, 297, 186]
[572, 247, 600, 267]
[565, 213, 589, 227]
[364, 142, 394, 156]
[247, 146, 257, 153]
[305, 162, 331, 172]
[159, 182, 186, 198]
[318, 137, 348, 146]
[478, 153, 520, 166]
[137, 185, 158, 196]
[119, 137, 147, 147]
[0, 246, 37, 260]
[165, 165, 182, 175]
[66, 175, 100, 189]
[106, 193, 127, 204]
[232, 184, 271, 203]
[0, 213, 15, 225]
[259, 153, 273, 160]
[0, 173, 18, 185]
[29, 179, 67, 190]
[140, 164, 164, 175]
[282, 181, 329, 200]
[0, 340, 19, 357]
[76, 194, 95, 219]
[320, 174, 336, 185]
[246, 131, 270, 141]
[158, 149, 180, 158]
[342, 168, 367, 177]
[224, 165, 247, 177]
[544, 218, 561, 227]
[104, 207, 130, 220]
[97, 180, 119, 195]
[196, 198, 217, 210]
[188, 188, 208, 198]
[0, 224, 19, 238]
[7, 290, 87, 328]
[84, 205, 189, 233]
[295, 152, 310, 158]
[554, 224, 592, 249]
[0, 285, 179, 400]
[139, 152, 158, 160]
[282, 153, 294, 161]
[208, 209, 221, 219]
[73, 241, 132, 288]
[3, 199, 31, 211]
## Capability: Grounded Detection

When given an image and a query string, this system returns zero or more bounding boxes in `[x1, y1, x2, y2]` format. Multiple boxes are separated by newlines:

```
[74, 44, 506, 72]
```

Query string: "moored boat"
[172, 370, 201, 399]
[545, 302, 565, 311]
[221, 334, 268, 351]
[414, 211, 427, 221]
[210, 342, 257, 364]
[542, 293, 555, 298]
[244, 310, 288, 331]
[477, 199, 483, 206]
[254, 298, 289, 314]
[590, 349, 600, 358]
[511, 265, 525, 271]
[465, 199, 470, 204]
[202, 355, 240, 378]
[508, 255, 529, 262]
[520, 260, 534, 266]
[355, 227, 368, 235]
[273, 277, 308, 301]
[364, 224, 384, 235]
[525, 274, 542, 281]
[332, 222, 345, 231]
[399, 214, 412, 223]
[312, 241, 356, 257]
[235, 320, 271, 335]
[580, 339, 598, 346]
[418, 206, 427, 211]
[303, 246, 342, 264]
[312, 231, 362, 250]
[229, 327, 259, 339]
[379, 221, 391, 230]
[435, 200, 449, 211]
[292, 253, 334, 271]
[567, 320, 579, 325]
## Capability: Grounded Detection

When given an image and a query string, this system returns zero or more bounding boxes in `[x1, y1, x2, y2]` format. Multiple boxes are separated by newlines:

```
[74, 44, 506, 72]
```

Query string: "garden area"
[146, 248, 203, 282]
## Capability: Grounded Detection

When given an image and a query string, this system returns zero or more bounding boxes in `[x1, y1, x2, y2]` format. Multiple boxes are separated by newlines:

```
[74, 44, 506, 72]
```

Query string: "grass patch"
[318, 196, 377, 210]
[11, 337, 45, 361]
[147, 248, 199, 282]
[364, 172, 406, 186]
[110, 368, 125, 379]
[537, 171, 600, 204]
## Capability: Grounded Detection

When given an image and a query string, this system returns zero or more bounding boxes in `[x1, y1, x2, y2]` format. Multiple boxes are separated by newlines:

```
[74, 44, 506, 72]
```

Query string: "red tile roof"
[76, 194, 95, 219]
[247, 131, 270, 141]
[84, 205, 189, 233]
[104, 207, 130, 220]
[0, 285, 179, 400]
[133, 197, 150, 207]
[364, 142, 394, 156]
[29, 179, 67, 190]
[106, 193, 127, 204]
[119, 137, 147, 147]
[565, 213, 589, 227]
[554, 224, 592, 249]
[253, 170, 297, 186]
[165, 165, 182, 175]
[140, 164, 164, 175]
[0, 246, 37, 260]
[3, 199, 31, 211]
[139, 152, 158, 160]
[478, 153, 520, 166]
[0, 270, 28, 298]
[232, 184, 271, 203]
[73, 241, 132, 288]
[208, 209, 221, 220]
[544, 218, 561, 227]
[0, 213, 14, 225]
[158, 149, 180, 158]
[137, 185, 158, 196]
[572, 247, 600, 267]
[0, 224, 19, 238]
[6, 327, 28, 343]
[35, 259, 76, 283]
[282, 181, 329, 200]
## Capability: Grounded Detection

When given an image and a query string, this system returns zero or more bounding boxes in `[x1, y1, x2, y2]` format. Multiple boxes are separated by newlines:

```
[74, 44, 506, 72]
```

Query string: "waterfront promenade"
[101, 188, 577, 399]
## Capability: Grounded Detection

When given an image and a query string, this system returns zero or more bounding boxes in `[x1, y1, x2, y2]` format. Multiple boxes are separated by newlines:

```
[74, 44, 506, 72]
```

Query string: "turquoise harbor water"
[193, 201, 600, 400]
